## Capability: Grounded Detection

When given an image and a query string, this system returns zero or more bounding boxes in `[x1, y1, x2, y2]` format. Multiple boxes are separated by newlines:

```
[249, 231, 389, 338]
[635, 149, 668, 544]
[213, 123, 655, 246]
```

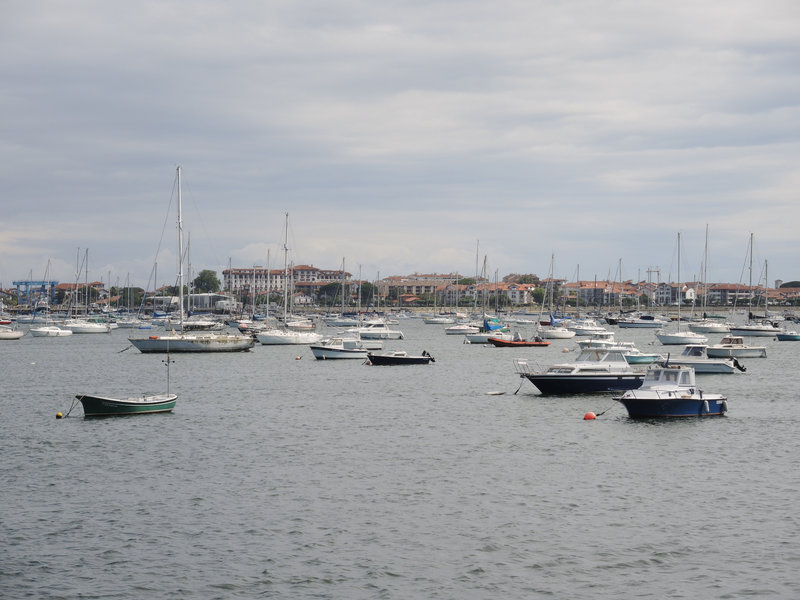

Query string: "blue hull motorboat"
[615, 365, 728, 418]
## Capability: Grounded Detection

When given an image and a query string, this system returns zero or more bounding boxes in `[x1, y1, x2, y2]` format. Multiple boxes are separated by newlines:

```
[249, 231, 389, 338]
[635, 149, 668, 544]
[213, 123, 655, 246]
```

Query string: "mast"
[748, 232, 754, 321]
[282, 212, 289, 325]
[177, 165, 184, 332]
[677, 232, 681, 330]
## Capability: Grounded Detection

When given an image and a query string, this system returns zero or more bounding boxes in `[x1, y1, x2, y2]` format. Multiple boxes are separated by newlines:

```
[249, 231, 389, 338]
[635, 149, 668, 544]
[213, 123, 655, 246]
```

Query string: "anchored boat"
[615, 364, 728, 418]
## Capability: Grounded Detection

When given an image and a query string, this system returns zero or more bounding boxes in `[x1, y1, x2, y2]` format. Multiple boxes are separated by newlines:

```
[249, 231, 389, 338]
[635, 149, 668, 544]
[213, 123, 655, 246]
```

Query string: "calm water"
[2, 318, 799, 599]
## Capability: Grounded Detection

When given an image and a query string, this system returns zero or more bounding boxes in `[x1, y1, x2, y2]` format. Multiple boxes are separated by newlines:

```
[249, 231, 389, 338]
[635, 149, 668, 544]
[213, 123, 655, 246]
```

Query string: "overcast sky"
[2, 1, 799, 292]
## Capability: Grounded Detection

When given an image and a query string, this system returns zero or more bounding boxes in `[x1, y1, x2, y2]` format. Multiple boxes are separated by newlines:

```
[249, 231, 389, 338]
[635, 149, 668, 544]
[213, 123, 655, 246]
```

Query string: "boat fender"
[702, 400, 709, 414]
[149, 335, 158, 339]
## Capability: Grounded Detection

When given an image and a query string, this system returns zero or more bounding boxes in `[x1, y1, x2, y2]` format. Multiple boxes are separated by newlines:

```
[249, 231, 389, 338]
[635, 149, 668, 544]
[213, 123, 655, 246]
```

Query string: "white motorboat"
[347, 320, 404, 339]
[538, 325, 576, 339]
[29, 325, 73, 337]
[617, 315, 669, 328]
[566, 318, 608, 336]
[705, 335, 767, 358]
[444, 323, 480, 335]
[464, 331, 514, 344]
[655, 328, 709, 345]
[423, 315, 455, 324]
[63, 319, 112, 334]
[729, 321, 780, 337]
[687, 319, 731, 334]
[664, 344, 745, 374]
[256, 328, 323, 345]
[310, 336, 369, 360]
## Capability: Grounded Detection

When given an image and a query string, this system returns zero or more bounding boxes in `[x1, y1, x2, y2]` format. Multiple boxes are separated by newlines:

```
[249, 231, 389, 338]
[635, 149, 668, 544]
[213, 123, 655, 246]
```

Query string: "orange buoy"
[584, 412, 596, 420]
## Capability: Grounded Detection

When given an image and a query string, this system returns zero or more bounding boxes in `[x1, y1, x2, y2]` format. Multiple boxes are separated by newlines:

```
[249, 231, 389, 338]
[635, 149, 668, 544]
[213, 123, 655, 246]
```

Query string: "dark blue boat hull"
[617, 397, 728, 418]
[525, 374, 644, 395]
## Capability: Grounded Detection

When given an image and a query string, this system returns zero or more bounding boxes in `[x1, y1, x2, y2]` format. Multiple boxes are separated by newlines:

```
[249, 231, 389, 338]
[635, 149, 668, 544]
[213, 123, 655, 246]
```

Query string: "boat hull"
[488, 338, 550, 347]
[705, 347, 766, 358]
[729, 326, 779, 337]
[129, 334, 254, 353]
[310, 348, 368, 359]
[77, 394, 177, 417]
[776, 333, 800, 341]
[0, 330, 25, 340]
[655, 332, 708, 345]
[524, 374, 644, 395]
[256, 330, 323, 345]
[665, 359, 738, 374]
[367, 353, 433, 365]
[616, 395, 728, 418]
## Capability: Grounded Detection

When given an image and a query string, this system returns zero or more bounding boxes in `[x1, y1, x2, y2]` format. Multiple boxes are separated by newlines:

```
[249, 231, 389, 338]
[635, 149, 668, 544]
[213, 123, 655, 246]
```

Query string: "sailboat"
[655, 233, 708, 345]
[256, 213, 323, 345]
[730, 234, 779, 337]
[129, 166, 254, 353]
[688, 225, 732, 334]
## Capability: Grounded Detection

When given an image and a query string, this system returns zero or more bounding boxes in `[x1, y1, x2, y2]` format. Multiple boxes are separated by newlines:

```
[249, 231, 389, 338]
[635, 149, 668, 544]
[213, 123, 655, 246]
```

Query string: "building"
[222, 265, 350, 295]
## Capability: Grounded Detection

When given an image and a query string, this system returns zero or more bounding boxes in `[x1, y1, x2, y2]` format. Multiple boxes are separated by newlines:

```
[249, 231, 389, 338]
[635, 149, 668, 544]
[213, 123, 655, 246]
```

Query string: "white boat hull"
[256, 330, 323, 345]
[129, 333, 255, 353]
[29, 326, 72, 337]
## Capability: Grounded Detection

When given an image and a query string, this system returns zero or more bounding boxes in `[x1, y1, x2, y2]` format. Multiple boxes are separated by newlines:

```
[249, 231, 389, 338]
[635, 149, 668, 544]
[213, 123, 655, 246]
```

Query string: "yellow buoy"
[56, 412, 63, 419]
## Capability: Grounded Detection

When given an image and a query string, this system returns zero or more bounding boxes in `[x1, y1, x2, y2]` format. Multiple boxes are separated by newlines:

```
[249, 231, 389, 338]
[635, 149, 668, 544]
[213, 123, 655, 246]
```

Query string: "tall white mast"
[282, 212, 289, 325]
[177, 165, 184, 332]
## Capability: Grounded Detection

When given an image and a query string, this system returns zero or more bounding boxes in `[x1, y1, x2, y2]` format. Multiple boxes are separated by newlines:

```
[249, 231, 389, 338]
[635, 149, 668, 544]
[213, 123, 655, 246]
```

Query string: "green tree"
[193, 269, 221, 293]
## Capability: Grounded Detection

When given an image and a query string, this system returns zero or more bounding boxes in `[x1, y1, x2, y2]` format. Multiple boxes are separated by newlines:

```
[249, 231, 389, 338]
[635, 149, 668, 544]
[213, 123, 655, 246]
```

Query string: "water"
[3, 319, 799, 598]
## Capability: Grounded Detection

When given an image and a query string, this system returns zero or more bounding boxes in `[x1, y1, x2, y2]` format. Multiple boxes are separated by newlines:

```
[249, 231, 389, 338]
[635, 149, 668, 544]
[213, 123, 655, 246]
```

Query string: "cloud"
[1, 1, 799, 290]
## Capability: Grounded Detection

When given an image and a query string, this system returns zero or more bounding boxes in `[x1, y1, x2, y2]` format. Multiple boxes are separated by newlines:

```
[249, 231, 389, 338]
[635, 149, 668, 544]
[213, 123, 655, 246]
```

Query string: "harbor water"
[2, 318, 799, 598]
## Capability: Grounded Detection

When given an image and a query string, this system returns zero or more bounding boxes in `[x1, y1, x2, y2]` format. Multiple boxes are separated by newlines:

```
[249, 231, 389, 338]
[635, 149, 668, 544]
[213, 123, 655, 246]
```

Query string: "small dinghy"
[68, 354, 177, 417]
[75, 393, 177, 417]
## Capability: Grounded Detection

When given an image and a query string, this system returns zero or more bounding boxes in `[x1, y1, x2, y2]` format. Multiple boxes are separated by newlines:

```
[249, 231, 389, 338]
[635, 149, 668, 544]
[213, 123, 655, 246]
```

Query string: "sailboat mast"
[677, 232, 681, 328]
[282, 212, 289, 324]
[177, 165, 184, 331]
[748, 232, 754, 319]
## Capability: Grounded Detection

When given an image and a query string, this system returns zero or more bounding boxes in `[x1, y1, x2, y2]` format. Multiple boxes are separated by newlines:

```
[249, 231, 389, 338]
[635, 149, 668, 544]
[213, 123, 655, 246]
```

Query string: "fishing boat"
[614, 365, 728, 418]
[128, 167, 254, 353]
[705, 335, 767, 358]
[663, 344, 745, 374]
[366, 350, 435, 365]
[514, 348, 645, 395]
[309, 336, 369, 360]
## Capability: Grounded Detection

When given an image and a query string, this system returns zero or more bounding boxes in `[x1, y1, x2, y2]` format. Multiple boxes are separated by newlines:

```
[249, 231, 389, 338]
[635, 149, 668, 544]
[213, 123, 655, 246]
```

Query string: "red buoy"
[584, 412, 596, 420]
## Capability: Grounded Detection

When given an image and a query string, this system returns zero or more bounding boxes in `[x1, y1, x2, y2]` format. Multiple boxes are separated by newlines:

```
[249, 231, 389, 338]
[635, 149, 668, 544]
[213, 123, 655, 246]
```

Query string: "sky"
[2, 1, 799, 293]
